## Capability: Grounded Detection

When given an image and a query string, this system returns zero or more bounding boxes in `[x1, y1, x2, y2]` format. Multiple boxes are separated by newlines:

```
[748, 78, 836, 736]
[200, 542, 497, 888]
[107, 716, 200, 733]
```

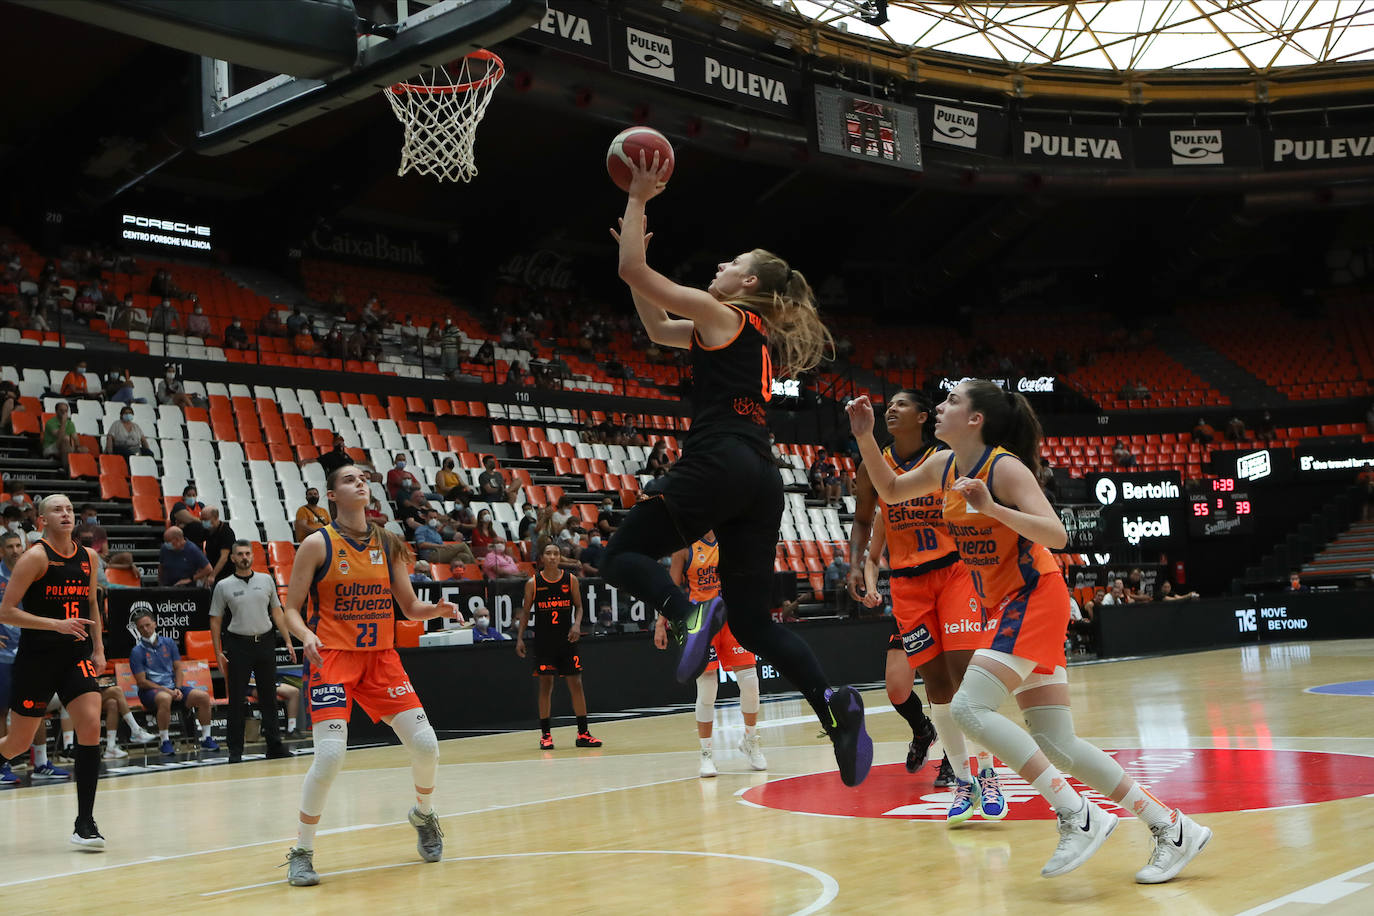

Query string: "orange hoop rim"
[389, 49, 504, 95]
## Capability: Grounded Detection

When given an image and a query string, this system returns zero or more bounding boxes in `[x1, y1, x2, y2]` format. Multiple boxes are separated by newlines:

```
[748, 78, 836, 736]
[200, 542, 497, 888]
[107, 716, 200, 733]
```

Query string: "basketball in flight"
[606, 126, 674, 192]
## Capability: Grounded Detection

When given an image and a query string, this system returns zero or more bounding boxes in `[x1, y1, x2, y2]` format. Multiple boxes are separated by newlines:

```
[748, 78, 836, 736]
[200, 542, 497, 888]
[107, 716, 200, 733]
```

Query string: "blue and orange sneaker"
[977, 767, 1008, 820]
[948, 776, 979, 826]
[823, 686, 872, 787]
[675, 597, 726, 684]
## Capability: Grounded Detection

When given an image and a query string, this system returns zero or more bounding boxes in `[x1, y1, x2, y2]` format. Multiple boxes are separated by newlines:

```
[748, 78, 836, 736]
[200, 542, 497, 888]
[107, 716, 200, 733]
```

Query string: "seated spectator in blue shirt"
[579, 534, 605, 577]
[413, 508, 476, 566]
[159, 526, 213, 587]
[468, 602, 506, 642]
[410, 559, 434, 584]
[128, 611, 219, 754]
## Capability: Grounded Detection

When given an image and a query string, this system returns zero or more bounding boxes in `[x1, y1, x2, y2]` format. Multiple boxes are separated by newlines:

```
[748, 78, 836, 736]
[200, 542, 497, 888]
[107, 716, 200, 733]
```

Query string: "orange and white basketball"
[606, 126, 674, 192]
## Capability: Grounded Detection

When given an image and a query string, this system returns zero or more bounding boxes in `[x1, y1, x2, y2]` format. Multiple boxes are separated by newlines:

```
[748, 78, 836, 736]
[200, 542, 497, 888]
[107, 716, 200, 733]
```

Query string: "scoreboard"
[1189, 478, 1254, 536]
[814, 85, 924, 172]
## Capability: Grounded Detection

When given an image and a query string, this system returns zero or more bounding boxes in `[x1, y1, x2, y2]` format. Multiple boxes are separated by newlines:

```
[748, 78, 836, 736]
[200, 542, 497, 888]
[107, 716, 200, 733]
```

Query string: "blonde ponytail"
[734, 248, 835, 377]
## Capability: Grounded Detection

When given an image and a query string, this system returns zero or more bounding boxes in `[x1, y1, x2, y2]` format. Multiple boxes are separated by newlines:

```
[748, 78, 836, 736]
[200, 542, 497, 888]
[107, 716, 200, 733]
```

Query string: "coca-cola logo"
[497, 250, 577, 290]
[1017, 376, 1055, 393]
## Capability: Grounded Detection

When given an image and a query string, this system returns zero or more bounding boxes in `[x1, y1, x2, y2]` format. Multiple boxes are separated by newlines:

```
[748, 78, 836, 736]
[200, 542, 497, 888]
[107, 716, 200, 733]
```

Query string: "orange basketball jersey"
[878, 445, 959, 572]
[941, 446, 1059, 606]
[685, 535, 721, 603]
[309, 524, 397, 651]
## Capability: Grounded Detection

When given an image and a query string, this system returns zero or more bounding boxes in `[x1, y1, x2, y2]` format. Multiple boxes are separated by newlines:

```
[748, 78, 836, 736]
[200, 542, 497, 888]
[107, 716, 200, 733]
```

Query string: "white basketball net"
[384, 51, 504, 183]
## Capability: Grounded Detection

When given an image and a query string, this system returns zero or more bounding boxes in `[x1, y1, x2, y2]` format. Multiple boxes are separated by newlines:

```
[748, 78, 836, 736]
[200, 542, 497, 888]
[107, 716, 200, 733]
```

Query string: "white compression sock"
[735, 667, 761, 717]
[928, 703, 970, 781]
[160, 729, 170, 742]
[288, 718, 297, 732]
[700, 737, 712, 751]
[390, 708, 439, 814]
[122, 712, 140, 731]
[299, 719, 349, 843]
[695, 670, 719, 726]
[105, 732, 117, 749]
[31, 744, 47, 767]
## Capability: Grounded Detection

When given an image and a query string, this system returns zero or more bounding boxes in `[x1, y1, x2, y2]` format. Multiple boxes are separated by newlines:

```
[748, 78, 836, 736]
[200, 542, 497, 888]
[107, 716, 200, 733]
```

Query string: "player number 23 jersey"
[310, 525, 396, 652]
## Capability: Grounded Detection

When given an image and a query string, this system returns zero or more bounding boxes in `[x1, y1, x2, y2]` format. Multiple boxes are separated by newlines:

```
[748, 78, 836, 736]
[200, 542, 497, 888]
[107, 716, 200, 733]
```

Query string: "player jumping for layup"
[281, 464, 463, 887]
[0, 494, 106, 849]
[602, 151, 871, 787]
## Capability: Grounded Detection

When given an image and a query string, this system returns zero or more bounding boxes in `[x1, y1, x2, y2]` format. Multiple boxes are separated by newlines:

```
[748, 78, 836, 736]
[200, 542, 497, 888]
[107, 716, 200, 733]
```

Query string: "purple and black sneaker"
[675, 597, 726, 683]
[824, 686, 873, 787]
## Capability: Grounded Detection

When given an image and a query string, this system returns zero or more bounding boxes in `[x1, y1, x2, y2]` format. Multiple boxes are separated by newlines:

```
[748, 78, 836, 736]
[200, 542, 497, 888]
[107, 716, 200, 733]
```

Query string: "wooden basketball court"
[3, 639, 1372, 914]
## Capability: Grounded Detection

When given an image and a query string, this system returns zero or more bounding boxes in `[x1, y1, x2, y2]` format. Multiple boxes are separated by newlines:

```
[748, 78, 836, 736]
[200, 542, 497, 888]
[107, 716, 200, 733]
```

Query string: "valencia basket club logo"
[742, 748, 1374, 821]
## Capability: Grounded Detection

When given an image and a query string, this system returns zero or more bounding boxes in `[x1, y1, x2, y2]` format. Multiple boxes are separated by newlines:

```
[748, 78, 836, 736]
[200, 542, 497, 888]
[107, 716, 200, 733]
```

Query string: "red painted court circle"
[742, 748, 1374, 821]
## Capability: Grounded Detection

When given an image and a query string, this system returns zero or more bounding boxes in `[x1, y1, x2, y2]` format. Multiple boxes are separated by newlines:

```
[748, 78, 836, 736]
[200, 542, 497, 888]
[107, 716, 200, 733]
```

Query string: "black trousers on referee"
[223, 632, 281, 755]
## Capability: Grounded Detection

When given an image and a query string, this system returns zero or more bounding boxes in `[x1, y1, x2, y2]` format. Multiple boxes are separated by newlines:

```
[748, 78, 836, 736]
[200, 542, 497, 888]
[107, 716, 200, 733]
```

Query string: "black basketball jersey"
[687, 303, 772, 451]
[532, 570, 574, 641]
[20, 539, 94, 658]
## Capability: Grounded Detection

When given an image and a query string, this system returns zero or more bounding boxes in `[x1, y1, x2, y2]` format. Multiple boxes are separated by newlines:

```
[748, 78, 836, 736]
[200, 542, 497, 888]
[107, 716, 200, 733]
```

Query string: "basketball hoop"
[384, 49, 504, 183]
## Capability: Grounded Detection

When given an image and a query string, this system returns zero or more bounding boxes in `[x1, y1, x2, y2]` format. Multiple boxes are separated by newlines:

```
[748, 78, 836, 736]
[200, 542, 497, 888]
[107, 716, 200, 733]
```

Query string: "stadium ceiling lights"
[780, 0, 1374, 76]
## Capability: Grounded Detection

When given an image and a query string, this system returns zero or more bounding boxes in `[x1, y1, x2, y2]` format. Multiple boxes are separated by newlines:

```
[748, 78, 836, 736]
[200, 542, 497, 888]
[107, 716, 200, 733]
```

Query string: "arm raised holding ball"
[610, 150, 742, 347]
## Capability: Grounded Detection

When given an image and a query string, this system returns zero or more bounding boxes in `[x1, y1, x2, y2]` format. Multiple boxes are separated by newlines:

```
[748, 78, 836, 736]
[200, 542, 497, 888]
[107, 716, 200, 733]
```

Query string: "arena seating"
[1184, 299, 1374, 402]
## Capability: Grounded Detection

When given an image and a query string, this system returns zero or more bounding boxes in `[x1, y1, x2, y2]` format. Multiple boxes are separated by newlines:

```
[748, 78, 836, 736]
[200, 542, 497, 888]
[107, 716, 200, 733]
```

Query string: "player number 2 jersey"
[310, 525, 396, 652]
[941, 446, 1060, 606]
[878, 445, 959, 574]
[532, 570, 574, 641]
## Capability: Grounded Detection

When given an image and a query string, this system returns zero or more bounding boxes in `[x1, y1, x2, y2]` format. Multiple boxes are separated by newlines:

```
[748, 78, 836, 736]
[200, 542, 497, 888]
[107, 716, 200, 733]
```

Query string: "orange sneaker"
[539, 734, 554, 750]
[575, 733, 602, 748]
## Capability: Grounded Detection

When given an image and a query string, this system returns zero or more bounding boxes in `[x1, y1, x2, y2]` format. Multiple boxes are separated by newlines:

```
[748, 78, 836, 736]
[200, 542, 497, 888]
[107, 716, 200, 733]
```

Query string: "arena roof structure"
[715, 0, 1374, 101]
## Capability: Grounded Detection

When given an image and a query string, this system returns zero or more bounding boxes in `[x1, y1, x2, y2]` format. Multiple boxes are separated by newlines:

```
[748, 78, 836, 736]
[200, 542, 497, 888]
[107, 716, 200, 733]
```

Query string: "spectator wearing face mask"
[518, 504, 539, 542]
[185, 299, 212, 340]
[476, 455, 520, 505]
[410, 559, 434, 584]
[293, 487, 331, 542]
[60, 360, 99, 400]
[596, 496, 618, 537]
[105, 407, 152, 457]
[318, 433, 352, 477]
[113, 294, 149, 332]
[470, 509, 498, 558]
[386, 453, 423, 503]
[148, 298, 182, 335]
[469, 603, 506, 642]
[42, 401, 86, 461]
[102, 367, 144, 404]
[223, 316, 250, 350]
[481, 539, 520, 579]
[156, 366, 194, 409]
[580, 534, 605, 576]
[433, 457, 472, 503]
[159, 526, 213, 588]
[170, 485, 204, 529]
[414, 508, 476, 566]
